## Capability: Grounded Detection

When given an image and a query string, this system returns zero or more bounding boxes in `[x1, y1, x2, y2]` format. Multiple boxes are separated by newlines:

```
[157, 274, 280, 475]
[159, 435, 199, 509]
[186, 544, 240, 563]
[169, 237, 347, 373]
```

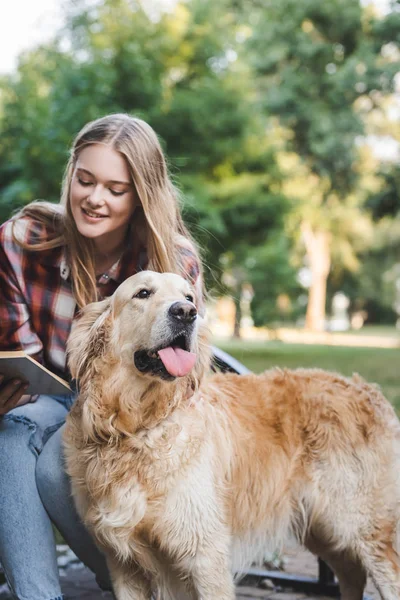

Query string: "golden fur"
[64, 271, 400, 600]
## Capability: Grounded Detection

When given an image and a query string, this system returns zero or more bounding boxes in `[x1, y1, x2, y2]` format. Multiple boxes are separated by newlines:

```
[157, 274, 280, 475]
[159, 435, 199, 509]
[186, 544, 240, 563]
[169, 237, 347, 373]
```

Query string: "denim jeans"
[0, 394, 111, 600]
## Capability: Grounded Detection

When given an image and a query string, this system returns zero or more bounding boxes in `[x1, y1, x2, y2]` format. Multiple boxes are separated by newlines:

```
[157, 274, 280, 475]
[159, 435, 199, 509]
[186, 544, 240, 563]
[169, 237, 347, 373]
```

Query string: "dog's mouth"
[134, 333, 196, 380]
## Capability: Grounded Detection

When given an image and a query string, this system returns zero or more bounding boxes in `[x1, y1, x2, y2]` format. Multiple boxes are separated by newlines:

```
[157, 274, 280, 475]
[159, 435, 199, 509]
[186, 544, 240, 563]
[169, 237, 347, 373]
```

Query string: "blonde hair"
[12, 114, 200, 308]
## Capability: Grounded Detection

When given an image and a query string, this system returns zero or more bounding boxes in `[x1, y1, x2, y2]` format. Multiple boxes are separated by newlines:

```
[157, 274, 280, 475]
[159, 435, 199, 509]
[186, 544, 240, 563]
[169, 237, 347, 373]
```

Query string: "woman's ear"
[67, 297, 111, 382]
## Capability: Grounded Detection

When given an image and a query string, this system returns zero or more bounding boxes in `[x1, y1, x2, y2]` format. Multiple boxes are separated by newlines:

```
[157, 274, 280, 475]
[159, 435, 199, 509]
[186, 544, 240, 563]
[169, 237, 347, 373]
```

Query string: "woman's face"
[70, 143, 137, 253]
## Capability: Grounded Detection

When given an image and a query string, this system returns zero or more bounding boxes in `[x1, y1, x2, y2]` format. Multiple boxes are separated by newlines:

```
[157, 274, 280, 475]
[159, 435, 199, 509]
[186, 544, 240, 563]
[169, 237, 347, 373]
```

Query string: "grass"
[338, 325, 400, 338]
[213, 338, 400, 413]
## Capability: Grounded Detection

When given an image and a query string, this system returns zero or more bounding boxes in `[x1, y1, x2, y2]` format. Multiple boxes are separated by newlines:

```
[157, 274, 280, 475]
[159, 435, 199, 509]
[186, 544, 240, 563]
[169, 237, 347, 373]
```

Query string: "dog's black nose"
[168, 301, 197, 324]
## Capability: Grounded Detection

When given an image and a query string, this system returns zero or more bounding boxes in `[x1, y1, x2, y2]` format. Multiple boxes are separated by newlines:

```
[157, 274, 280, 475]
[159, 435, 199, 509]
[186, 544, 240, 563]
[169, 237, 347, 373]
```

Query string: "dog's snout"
[168, 301, 197, 324]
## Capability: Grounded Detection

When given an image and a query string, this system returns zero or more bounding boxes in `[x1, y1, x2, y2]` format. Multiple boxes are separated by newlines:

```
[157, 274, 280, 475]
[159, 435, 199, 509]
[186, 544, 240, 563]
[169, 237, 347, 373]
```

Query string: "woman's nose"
[87, 185, 105, 206]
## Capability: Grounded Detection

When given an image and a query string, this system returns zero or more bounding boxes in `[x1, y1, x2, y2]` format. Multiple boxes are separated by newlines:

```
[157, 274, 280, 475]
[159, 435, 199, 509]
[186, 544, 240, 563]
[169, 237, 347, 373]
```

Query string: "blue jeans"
[0, 394, 111, 600]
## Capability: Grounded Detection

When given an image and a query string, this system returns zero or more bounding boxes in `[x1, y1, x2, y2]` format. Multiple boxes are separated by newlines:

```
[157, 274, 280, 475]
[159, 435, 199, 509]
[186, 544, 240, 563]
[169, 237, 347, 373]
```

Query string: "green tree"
[367, 164, 400, 220]
[0, 0, 295, 336]
[242, 0, 400, 330]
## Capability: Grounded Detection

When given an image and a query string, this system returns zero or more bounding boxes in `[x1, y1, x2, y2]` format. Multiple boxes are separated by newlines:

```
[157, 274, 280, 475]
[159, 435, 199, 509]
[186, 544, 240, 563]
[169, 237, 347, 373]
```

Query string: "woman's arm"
[0, 223, 43, 413]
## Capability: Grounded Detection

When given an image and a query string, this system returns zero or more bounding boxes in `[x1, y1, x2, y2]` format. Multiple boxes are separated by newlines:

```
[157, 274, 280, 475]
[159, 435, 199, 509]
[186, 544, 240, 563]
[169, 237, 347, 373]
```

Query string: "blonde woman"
[0, 114, 203, 599]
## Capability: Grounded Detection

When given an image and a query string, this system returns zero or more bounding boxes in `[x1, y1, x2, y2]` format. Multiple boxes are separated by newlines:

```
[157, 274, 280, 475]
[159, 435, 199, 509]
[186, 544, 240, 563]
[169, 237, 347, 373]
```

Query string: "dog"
[64, 271, 400, 600]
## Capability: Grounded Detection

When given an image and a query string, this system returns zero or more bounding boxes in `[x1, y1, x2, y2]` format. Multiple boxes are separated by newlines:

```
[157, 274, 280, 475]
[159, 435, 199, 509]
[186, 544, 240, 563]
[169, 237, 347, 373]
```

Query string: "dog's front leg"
[175, 532, 234, 600]
[189, 549, 235, 600]
[107, 556, 152, 600]
[161, 464, 235, 599]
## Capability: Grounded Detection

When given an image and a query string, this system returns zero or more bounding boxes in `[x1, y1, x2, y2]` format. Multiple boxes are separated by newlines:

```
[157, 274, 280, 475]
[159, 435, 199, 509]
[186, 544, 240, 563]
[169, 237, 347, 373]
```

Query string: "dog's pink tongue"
[158, 347, 196, 377]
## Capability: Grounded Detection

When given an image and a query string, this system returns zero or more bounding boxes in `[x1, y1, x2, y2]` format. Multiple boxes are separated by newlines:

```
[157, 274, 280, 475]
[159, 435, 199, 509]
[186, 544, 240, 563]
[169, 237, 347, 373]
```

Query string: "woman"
[0, 113, 203, 600]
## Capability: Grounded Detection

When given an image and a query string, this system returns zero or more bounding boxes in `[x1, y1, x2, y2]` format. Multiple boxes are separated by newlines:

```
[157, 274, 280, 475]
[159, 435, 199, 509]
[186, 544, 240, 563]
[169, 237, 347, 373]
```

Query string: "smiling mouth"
[134, 333, 196, 380]
[82, 207, 107, 219]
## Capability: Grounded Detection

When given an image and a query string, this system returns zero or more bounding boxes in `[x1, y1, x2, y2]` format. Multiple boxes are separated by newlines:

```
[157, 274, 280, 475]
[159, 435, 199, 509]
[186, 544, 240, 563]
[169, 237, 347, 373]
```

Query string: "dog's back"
[201, 368, 400, 594]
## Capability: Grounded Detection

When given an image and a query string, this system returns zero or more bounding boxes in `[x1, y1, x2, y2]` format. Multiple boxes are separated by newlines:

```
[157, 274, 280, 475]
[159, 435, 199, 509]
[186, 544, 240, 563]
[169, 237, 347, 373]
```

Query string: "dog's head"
[67, 271, 210, 396]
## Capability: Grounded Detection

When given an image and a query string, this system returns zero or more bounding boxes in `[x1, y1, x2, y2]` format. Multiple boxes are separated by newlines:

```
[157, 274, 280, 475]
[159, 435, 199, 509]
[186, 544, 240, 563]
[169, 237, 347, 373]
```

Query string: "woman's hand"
[0, 375, 30, 416]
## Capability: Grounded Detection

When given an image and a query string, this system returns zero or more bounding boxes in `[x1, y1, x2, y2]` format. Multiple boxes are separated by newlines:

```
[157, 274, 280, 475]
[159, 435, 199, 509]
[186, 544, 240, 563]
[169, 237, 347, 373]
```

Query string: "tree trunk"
[233, 288, 242, 338]
[302, 223, 331, 332]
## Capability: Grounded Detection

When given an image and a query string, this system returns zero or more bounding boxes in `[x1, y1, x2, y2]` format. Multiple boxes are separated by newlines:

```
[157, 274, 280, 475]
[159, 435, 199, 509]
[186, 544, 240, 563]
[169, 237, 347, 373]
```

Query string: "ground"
[57, 548, 380, 599]
[0, 547, 378, 599]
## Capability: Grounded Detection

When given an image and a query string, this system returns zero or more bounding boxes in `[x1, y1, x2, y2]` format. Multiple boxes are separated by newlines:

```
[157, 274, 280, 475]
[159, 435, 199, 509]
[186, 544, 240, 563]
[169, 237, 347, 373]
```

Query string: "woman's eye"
[78, 178, 92, 187]
[110, 189, 125, 197]
[185, 294, 194, 303]
[134, 289, 152, 299]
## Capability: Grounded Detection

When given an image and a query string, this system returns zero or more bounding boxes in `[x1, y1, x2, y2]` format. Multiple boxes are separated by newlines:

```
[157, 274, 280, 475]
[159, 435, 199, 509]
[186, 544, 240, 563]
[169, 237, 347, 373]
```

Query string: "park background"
[1, 0, 400, 410]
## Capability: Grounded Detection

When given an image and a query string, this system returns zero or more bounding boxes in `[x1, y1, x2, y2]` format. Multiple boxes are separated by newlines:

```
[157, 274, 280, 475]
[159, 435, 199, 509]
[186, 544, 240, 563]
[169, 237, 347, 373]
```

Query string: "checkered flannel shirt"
[0, 216, 202, 380]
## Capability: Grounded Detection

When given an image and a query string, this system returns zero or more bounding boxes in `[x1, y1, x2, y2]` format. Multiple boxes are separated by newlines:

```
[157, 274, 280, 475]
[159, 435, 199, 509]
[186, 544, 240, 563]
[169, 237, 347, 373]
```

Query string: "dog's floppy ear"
[67, 297, 111, 384]
[191, 321, 212, 389]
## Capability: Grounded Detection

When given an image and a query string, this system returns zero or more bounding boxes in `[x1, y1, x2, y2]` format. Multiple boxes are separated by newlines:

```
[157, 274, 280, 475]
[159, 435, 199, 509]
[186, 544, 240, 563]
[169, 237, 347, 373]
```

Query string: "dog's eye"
[185, 294, 194, 303]
[134, 289, 152, 299]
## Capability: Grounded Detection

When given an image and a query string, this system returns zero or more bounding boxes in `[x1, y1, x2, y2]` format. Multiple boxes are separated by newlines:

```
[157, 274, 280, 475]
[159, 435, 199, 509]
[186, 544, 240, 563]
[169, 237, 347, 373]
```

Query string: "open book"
[0, 351, 71, 396]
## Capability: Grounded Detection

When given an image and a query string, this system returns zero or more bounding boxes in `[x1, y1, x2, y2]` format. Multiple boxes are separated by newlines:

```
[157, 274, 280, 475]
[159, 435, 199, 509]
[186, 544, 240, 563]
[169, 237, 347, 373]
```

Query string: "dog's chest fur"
[68, 405, 219, 561]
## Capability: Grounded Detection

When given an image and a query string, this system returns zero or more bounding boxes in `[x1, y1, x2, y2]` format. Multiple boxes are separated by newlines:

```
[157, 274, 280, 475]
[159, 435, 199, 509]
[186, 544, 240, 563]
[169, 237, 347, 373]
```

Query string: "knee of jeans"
[36, 430, 68, 502]
[0, 414, 38, 458]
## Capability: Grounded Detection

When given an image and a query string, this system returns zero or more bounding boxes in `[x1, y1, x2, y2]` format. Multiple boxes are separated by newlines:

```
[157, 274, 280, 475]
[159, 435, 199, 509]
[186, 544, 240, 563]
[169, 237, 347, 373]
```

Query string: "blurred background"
[1, 0, 400, 408]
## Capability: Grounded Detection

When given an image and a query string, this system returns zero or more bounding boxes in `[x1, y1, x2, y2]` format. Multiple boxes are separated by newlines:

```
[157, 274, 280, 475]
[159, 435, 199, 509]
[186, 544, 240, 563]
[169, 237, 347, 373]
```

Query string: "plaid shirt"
[0, 216, 201, 380]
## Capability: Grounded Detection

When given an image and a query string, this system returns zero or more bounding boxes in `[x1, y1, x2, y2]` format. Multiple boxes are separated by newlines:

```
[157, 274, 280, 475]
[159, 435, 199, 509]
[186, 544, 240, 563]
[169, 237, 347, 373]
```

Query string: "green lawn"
[213, 338, 400, 413]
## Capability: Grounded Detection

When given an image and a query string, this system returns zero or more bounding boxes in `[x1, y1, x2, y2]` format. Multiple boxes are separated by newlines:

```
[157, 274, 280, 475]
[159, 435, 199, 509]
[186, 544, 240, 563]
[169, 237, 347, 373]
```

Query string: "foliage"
[245, 0, 399, 190]
[366, 164, 400, 220]
[330, 217, 400, 323]
[232, 0, 400, 328]
[0, 0, 297, 328]
[0, 0, 399, 329]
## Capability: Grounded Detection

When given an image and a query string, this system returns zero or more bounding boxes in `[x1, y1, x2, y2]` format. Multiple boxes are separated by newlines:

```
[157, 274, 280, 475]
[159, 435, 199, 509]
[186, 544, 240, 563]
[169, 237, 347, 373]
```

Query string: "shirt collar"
[97, 257, 122, 285]
[55, 243, 148, 284]
[59, 252, 122, 285]
[60, 251, 70, 281]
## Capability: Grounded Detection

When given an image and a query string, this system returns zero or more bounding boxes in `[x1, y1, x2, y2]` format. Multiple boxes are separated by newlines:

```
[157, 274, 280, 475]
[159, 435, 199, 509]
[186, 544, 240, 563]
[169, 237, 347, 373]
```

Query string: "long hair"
[11, 114, 200, 308]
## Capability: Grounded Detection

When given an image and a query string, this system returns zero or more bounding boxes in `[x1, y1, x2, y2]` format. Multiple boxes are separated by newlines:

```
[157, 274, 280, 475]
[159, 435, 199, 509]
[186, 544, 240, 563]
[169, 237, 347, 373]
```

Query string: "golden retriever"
[64, 271, 400, 600]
